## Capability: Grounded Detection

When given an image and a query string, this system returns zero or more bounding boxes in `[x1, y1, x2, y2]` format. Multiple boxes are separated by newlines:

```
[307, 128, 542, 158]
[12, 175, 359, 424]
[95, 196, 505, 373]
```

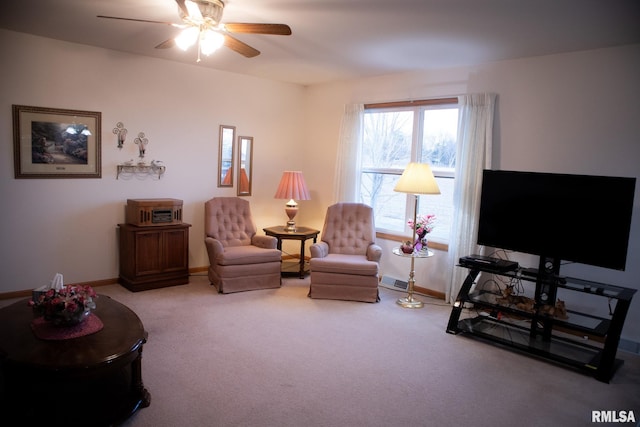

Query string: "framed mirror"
[217, 125, 236, 187]
[237, 136, 253, 196]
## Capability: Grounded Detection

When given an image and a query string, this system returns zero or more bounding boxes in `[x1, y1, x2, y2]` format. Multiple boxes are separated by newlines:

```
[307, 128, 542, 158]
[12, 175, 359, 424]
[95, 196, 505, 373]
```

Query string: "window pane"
[361, 102, 458, 244]
[421, 108, 458, 169]
[361, 172, 405, 232]
[363, 111, 413, 169]
[362, 174, 454, 240]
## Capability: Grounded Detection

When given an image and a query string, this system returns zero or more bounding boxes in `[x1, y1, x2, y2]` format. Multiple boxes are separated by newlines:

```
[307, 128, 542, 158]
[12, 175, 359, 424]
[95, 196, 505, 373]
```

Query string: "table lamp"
[274, 171, 310, 232]
[393, 162, 441, 308]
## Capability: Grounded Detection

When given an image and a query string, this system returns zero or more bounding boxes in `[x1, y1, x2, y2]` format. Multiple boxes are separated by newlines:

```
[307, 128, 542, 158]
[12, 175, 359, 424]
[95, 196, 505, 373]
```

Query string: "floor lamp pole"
[397, 194, 424, 309]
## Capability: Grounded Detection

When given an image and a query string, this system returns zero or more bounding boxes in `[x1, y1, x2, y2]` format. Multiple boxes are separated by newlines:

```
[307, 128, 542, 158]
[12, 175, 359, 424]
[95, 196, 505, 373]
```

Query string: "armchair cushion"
[216, 244, 281, 266]
[310, 254, 378, 276]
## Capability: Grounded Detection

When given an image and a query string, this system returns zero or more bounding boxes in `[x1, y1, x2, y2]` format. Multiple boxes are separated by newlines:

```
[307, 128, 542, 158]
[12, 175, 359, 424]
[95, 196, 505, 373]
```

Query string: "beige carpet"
[5, 276, 640, 426]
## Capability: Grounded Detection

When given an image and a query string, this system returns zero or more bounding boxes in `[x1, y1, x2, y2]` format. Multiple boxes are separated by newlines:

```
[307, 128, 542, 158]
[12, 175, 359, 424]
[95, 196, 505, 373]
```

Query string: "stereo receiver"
[126, 198, 183, 227]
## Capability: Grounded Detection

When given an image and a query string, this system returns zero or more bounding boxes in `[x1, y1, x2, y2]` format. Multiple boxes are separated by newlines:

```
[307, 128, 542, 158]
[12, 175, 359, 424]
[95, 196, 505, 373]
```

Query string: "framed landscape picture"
[13, 105, 102, 178]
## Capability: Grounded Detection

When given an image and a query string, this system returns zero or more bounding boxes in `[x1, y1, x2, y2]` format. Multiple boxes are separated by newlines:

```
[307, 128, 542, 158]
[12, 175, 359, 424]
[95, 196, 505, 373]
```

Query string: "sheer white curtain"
[446, 93, 496, 303]
[333, 104, 364, 202]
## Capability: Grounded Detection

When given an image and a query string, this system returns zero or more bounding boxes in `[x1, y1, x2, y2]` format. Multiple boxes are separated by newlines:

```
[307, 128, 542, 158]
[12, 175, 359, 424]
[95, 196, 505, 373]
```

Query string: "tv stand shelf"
[446, 264, 636, 382]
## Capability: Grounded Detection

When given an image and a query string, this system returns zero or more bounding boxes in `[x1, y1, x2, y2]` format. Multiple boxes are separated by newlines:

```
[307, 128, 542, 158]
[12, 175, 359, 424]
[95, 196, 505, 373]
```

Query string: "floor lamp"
[393, 162, 441, 308]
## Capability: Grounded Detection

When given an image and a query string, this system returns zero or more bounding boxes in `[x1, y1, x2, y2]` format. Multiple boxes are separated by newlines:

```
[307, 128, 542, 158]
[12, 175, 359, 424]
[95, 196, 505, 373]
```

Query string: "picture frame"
[13, 105, 102, 178]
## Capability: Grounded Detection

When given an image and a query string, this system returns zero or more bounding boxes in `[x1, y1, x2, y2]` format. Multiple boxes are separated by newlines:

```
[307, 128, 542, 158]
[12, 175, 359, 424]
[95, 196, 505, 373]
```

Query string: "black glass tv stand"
[446, 262, 636, 382]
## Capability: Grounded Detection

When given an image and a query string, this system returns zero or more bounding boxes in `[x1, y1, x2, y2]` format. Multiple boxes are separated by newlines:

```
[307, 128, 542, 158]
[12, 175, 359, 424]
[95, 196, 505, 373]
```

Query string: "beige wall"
[1, 29, 639, 341]
[0, 29, 307, 288]
[304, 45, 640, 341]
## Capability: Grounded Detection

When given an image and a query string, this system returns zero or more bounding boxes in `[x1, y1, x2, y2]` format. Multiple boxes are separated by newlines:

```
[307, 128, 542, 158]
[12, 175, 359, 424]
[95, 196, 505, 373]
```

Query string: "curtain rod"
[364, 97, 458, 109]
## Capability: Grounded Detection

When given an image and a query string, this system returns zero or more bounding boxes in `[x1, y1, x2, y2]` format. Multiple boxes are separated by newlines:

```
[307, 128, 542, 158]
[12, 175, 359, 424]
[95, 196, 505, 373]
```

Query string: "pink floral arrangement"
[29, 284, 97, 326]
[407, 213, 436, 236]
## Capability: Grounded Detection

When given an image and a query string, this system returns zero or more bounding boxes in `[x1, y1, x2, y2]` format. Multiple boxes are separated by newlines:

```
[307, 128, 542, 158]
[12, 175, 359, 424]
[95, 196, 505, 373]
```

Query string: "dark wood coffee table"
[0, 294, 150, 426]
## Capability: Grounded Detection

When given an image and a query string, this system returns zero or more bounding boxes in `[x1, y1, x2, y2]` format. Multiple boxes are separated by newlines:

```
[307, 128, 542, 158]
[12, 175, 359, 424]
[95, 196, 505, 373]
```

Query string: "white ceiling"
[1, 0, 639, 86]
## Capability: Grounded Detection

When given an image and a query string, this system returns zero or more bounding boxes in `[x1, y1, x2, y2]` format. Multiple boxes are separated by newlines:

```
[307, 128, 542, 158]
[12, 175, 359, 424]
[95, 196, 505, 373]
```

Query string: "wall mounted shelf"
[117, 163, 165, 180]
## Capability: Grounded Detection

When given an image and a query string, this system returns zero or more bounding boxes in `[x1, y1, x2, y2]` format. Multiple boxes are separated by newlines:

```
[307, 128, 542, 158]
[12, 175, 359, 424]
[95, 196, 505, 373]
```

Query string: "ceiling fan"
[97, 0, 291, 61]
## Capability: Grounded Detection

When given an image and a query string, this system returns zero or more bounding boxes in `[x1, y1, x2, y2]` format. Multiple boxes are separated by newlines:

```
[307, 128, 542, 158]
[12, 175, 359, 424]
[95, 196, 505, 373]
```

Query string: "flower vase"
[414, 231, 428, 252]
[29, 284, 97, 328]
[33, 304, 91, 327]
[50, 307, 91, 327]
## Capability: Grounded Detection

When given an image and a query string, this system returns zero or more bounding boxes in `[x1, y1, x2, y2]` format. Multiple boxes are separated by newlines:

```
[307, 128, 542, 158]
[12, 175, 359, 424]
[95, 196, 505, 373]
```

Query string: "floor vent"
[380, 275, 408, 292]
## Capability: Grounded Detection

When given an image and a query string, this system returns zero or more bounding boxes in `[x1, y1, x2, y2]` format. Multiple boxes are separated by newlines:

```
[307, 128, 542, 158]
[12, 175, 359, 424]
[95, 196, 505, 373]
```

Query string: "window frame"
[362, 97, 458, 251]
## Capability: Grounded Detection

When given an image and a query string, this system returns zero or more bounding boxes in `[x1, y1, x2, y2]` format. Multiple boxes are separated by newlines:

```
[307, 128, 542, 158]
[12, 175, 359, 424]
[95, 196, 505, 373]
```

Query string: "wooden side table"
[263, 225, 320, 278]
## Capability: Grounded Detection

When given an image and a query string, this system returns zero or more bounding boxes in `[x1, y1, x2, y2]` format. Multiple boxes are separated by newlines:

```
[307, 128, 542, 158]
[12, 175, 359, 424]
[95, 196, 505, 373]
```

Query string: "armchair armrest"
[252, 234, 277, 249]
[367, 244, 382, 262]
[204, 236, 224, 263]
[310, 241, 329, 258]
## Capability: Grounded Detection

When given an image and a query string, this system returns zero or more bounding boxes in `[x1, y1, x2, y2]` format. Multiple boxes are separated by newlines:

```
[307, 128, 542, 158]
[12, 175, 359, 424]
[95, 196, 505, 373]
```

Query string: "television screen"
[477, 170, 636, 271]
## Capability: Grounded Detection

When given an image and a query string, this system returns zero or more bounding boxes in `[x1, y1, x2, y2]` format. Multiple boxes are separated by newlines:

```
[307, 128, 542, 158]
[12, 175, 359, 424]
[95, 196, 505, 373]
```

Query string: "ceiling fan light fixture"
[98, 0, 290, 60]
[197, 0, 224, 22]
[200, 30, 224, 55]
[175, 26, 199, 50]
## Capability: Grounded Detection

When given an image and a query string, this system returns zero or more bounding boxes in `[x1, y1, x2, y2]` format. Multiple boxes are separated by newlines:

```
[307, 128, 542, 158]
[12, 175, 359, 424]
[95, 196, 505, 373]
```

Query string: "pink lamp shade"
[274, 171, 310, 232]
[274, 171, 311, 201]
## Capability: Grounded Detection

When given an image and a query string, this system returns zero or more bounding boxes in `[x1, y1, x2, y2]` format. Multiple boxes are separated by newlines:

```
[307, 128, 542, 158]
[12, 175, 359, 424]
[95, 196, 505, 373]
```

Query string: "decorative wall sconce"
[112, 122, 128, 149]
[134, 132, 149, 160]
[114, 124, 165, 180]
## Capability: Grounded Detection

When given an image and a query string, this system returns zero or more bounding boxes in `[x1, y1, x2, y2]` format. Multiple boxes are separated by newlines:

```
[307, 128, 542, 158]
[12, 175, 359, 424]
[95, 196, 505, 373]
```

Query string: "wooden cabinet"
[118, 223, 191, 292]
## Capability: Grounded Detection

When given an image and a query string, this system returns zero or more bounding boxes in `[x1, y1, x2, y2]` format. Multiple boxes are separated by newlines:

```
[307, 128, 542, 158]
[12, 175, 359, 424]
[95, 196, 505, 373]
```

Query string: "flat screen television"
[477, 170, 636, 271]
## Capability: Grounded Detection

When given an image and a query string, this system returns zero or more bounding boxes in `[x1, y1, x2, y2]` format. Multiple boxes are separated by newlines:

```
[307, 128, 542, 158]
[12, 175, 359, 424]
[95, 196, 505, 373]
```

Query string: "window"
[360, 99, 458, 245]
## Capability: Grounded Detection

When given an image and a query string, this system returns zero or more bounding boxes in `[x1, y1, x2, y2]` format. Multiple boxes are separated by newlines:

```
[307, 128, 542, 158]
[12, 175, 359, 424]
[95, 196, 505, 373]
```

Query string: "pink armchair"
[205, 197, 282, 293]
[308, 203, 381, 303]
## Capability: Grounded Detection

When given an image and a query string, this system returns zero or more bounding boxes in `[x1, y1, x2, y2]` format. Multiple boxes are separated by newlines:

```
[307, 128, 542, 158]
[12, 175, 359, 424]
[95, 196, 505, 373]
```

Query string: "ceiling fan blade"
[155, 39, 176, 49]
[174, 0, 190, 17]
[223, 34, 260, 58]
[224, 23, 292, 35]
[97, 15, 177, 26]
